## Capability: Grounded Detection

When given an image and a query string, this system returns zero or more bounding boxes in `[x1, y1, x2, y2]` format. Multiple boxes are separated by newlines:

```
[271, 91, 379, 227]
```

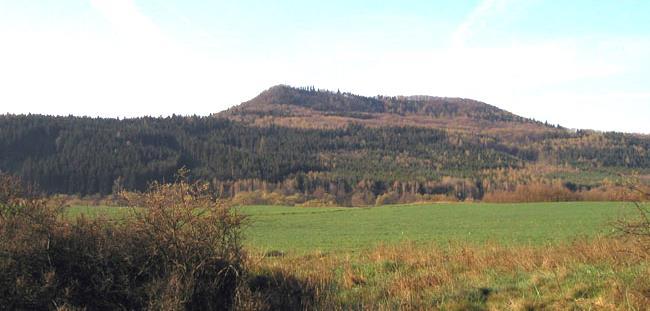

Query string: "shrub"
[0, 172, 29, 204]
[482, 181, 580, 203]
[298, 198, 337, 208]
[240, 269, 319, 310]
[375, 191, 400, 206]
[613, 184, 650, 252]
[351, 191, 376, 207]
[0, 171, 246, 310]
[261, 191, 286, 205]
[232, 190, 265, 206]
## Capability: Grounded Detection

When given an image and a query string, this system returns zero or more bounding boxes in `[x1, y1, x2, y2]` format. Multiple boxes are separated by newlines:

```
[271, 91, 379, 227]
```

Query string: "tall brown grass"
[249, 238, 649, 310]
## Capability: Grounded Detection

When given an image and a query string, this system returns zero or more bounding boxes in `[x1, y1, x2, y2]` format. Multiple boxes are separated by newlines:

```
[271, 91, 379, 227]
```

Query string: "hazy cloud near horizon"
[0, 0, 648, 133]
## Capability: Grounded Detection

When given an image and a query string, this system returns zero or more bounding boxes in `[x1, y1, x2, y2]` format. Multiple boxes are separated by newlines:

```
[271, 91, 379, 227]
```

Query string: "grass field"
[67, 201, 634, 252]
[241, 202, 635, 252]
[61, 201, 649, 309]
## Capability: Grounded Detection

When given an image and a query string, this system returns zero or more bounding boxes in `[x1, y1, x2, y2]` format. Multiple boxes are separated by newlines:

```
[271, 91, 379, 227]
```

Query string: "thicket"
[52, 180, 645, 208]
[0, 172, 247, 310]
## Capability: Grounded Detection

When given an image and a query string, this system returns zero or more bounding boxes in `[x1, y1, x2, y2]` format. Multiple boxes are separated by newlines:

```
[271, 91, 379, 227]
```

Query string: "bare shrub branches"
[612, 177, 650, 252]
[0, 170, 246, 310]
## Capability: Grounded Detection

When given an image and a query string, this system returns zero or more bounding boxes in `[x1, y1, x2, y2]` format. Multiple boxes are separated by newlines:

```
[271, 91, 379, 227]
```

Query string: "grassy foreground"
[239, 203, 647, 309]
[246, 238, 649, 309]
[65, 202, 649, 309]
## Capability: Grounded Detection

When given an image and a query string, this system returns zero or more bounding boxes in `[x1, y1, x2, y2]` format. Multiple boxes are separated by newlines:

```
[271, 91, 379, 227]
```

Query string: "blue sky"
[0, 0, 649, 133]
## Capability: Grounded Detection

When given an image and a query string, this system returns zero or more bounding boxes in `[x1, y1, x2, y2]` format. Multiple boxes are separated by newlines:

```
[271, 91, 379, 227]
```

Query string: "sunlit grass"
[66, 201, 635, 252]
[240, 202, 634, 252]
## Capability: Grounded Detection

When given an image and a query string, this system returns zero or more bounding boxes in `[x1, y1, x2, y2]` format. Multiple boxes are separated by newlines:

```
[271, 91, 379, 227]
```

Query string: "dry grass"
[247, 238, 649, 310]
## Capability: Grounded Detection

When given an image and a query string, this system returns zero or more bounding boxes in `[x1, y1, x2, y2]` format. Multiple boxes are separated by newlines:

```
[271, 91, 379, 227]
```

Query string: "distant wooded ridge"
[0, 85, 648, 205]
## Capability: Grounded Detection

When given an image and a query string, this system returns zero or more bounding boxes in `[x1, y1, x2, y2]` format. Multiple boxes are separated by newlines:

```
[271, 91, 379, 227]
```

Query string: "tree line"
[0, 114, 648, 202]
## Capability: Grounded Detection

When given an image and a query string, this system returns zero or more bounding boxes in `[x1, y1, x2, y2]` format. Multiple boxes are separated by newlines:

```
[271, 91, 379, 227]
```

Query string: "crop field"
[67, 201, 634, 252]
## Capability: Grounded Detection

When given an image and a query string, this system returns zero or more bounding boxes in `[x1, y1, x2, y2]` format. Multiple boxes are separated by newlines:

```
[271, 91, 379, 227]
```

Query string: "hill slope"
[0, 85, 648, 204]
[217, 85, 558, 139]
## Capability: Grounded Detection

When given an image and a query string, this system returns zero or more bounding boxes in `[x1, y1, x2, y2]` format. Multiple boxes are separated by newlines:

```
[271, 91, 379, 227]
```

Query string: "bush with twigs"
[613, 182, 650, 251]
[0, 171, 246, 310]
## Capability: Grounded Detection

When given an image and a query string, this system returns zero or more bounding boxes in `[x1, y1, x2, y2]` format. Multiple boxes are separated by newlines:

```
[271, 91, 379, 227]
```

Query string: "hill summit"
[217, 85, 552, 135]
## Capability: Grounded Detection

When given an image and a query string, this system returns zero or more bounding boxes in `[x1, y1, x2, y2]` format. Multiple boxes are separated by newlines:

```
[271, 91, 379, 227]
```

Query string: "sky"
[0, 0, 649, 133]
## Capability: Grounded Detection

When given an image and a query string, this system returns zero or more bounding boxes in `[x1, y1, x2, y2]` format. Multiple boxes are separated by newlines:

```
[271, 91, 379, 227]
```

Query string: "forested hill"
[0, 86, 648, 203]
[0, 115, 517, 195]
[223, 85, 525, 121]
[218, 85, 556, 138]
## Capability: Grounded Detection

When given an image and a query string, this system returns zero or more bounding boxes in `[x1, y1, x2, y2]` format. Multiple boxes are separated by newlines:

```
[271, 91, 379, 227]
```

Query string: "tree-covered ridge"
[0, 113, 648, 200]
[0, 115, 520, 195]
[220, 85, 543, 127]
[1, 87, 649, 201]
[227, 85, 526, 120]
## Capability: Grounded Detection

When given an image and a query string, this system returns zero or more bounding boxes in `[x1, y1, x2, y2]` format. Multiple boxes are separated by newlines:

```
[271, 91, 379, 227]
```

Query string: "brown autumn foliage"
[0, 172, 32, 204]
[481, 181, 579, 203]
[218, 85, 555, 140]
[0, 171, 247, 310]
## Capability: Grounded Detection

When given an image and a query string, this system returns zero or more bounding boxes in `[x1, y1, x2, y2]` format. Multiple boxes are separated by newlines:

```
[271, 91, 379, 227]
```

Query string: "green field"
[67, 202, 635, 252]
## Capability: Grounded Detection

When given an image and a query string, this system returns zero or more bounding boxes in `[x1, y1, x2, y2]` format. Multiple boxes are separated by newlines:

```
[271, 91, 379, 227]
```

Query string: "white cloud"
[89, 0, 165, 45]
[0, 1, 647, 133]
[509, 91, 650, 133]
[285, 39, 622, 99]
[0, 0, 261, 117]
[451, 0, 511, 47]
[272, 34, 648, 132]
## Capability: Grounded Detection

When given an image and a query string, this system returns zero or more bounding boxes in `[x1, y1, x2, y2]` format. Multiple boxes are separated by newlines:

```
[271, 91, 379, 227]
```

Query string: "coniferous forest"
[1, 86, 649, 205]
